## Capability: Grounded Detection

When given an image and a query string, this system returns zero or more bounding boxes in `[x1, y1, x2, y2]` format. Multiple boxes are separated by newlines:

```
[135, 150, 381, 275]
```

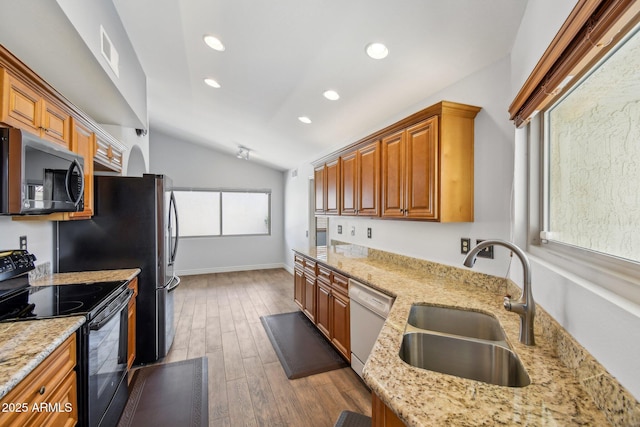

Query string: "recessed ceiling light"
[203, 35, 225, 51]
[323, 90, 340, 101]
[204, 78, 221, 88]
[365, 42, 389, 59]
[298, 116, 312, 124]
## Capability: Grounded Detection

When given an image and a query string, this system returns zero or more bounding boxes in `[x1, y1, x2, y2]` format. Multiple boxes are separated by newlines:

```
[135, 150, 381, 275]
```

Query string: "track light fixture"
[236, 146, 250, 160]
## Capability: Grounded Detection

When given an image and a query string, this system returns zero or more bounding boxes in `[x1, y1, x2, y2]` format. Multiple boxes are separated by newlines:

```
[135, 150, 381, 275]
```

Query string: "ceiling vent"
[100, 25, 120, 78]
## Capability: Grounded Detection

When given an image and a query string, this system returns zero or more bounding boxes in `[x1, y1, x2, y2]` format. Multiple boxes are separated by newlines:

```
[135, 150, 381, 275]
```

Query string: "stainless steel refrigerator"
[56, 174, 180, 364]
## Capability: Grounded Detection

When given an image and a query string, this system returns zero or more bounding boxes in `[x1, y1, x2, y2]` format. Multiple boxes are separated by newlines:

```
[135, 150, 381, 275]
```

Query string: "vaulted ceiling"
[113, 1, 528, 170]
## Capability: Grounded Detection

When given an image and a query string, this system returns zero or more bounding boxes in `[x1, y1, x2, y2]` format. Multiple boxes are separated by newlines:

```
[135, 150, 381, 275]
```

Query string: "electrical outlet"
[476, 239, 494, 259]
[337, 225, 342, 234]
[367, 228, 372, 238]
[350, 226, 355, 236]
[460, 238, 470, 254]
[19, 235, 27, 251]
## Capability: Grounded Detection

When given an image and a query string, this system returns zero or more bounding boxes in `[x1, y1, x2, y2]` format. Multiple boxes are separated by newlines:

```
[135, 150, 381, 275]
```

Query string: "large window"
[542, 21, 640, 264]
[174, 189, 271, 237]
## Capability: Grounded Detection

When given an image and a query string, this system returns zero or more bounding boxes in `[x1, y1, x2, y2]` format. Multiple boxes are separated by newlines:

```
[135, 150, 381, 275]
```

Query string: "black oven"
[87, 287, 132, 427]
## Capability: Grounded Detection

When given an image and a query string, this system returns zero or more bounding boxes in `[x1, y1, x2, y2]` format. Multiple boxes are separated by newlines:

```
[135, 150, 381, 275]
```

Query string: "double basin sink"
[399, 304, 530, 387]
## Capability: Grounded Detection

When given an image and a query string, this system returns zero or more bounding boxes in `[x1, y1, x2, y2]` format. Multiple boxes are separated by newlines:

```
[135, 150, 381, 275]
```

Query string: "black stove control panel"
[0, 250, 37, 282]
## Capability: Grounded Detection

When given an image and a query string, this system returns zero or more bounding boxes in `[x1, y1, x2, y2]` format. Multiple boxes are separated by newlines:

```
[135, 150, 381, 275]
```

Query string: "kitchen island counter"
[294, 245, 638, 426]
[0, 316, 85, 399]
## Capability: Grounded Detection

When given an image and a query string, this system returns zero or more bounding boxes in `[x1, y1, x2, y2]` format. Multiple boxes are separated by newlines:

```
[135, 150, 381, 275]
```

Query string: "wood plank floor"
[161, 269, 372, 426]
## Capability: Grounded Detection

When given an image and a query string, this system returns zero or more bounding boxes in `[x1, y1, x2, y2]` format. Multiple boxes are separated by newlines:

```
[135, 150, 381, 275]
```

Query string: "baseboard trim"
[175, 263, 286, 276]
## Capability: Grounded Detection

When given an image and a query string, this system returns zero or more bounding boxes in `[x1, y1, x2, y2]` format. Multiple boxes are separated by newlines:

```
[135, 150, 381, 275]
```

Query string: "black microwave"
[1, 127, 84, 215]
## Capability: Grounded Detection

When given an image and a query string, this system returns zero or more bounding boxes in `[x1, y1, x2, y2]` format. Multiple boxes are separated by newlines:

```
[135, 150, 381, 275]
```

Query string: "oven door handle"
[89, 289, 133, 331]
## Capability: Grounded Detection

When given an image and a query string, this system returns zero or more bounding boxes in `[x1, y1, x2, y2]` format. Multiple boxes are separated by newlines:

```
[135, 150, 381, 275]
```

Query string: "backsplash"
[28, 262, 51, 281]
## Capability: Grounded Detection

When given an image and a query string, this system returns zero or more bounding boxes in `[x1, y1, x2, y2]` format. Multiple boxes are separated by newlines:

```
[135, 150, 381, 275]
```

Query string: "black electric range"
[0, 250, 133, 427]
[0, 280, 129, 322]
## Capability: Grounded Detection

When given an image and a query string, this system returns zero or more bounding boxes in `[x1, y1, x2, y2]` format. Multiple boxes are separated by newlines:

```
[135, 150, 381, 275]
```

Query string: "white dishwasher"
[349, 278, 395, 378]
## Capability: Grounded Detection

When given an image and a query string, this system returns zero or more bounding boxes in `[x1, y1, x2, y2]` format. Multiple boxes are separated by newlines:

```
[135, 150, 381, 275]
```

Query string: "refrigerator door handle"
[169, 191, 179, 265]
[167, 275, 181, 292]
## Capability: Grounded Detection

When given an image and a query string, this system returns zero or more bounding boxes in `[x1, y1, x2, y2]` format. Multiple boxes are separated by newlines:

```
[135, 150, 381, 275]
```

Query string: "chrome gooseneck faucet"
[463, 240, 535, 346]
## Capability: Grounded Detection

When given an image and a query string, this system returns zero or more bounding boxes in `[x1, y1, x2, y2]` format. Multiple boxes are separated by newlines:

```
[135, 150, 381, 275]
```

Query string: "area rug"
[261, 311, 348, 379]
[117, 357, 208, 427]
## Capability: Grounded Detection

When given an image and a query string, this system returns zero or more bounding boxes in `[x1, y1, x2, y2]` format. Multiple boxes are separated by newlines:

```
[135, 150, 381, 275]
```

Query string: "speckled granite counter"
[30, 268, 140, 286]
[0, 317, 85, 399]
[294, 245, 640, 426]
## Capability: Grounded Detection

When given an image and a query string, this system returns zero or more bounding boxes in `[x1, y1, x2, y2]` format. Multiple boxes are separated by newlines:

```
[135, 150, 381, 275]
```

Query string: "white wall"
[149, 130, 286, 274]
[511, 0, 640, 399]
[285, 56, 516, 278]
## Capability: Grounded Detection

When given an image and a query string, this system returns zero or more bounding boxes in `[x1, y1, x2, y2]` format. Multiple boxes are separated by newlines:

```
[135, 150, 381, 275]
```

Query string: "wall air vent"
[100, 25, 120, 78]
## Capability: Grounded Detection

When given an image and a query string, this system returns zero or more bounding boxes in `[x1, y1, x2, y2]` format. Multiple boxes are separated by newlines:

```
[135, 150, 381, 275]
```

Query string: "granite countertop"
[294, 245, 635, 426]
[0, 316, 85, 399]
[30, 268, 141, 286]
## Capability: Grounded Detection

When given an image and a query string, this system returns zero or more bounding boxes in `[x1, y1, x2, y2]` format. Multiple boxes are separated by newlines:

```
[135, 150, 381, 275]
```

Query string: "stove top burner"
[0, 280, 128, 321]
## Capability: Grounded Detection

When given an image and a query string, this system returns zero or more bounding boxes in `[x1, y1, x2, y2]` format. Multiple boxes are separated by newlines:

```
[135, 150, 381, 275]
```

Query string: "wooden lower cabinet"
[293, 254, 351, 361]
[127, 277, 138, 370]
[0, 333, 78, 427]
[294, 266, 305, 309]
[303, 274, 316, 323]
[316, 278, 332, 339]
[331, 289, 350, 359]
[372, 392, 405, 427]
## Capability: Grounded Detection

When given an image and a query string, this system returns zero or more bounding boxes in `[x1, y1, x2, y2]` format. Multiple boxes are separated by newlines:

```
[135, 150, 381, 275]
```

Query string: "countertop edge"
[0, 316, 86, 400]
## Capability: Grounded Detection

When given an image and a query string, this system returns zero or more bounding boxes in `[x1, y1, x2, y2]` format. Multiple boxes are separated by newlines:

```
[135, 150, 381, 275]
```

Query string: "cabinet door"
[314, 165, 325, 214]
[331, 290, 350, 361]
[127, 278, 138, 370]
[325, 159, 340, 215]
[69, 120, 95, 219]
[357, 141, 380, 216]
[381, 130, 405, 218]
[340, 152, 357, 215]
[405, 117, 438, 219]
[303, 275, 316, 323]
[1, 69, 41, 134]
[316, 279, 332, 339]
[294, 267, 304, 309]
[40, 99, 70, 148]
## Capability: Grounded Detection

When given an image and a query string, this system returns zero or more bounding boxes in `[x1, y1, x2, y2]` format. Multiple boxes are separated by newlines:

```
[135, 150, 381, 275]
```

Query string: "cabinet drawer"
[331, 272, 349, 296]
[0, 334, 76, 427]
[317, 264, 331, 284]
[304, 259, 317, 276]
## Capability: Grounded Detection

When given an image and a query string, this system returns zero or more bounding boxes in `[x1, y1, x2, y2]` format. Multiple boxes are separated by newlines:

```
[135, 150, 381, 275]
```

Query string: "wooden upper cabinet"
[315, 160, 341, 215]
[68, 119, 95, 219]
[0, 68, 70, 148]
[325, 159, 340, 215]
[314, 165, 325, 214]
[381, 130, 405, 218]
[316, 100, 479, 222]
[340, 151, 357, 215]
[406, 118, 438, 219]
[340, 141, 380, 217]
[95, 133, 124, 174]
[357, 141, 380, 216]
[382, 117, 439, 219]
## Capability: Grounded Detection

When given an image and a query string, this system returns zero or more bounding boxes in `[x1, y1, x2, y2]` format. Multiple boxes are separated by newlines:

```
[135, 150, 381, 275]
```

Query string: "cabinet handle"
[39, 386, 46, 395]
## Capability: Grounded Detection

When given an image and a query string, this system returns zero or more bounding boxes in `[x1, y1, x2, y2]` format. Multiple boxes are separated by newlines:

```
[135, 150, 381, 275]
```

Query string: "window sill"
[528, 242, 640, 308]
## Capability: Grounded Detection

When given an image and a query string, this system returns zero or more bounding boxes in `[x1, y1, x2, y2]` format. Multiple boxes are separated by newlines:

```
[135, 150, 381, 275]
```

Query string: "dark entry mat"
[261, 311, 348, 379]
[117, 357, 208, 427]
